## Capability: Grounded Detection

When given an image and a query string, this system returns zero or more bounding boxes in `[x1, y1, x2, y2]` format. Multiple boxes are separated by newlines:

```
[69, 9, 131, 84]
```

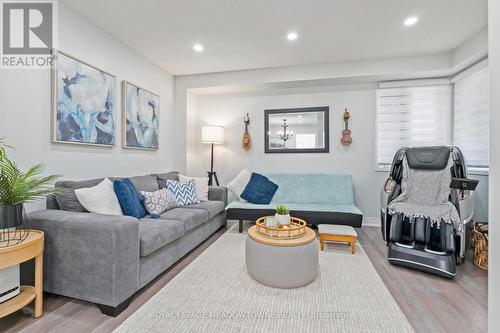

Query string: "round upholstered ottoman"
[245, 226, 319, 288]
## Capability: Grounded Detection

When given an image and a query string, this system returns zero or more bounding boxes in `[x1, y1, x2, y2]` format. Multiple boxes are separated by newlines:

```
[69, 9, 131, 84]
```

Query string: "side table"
[0, 230, 44, 318]
[246, 225, 319, 288]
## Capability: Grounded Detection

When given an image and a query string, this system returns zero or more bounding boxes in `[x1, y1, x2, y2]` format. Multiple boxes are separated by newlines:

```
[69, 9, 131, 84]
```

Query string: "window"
[376, 85, 452, 169]
[453, 66, 489, 169]
[295, 134, 316, 149]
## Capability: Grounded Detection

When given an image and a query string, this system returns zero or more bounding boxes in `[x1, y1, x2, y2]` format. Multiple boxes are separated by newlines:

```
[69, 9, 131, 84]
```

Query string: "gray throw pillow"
[154, 171, 180, 189]
[55, 178, 104, 212]
[128, 175, 160, 192]
[140, 188, 179, 217]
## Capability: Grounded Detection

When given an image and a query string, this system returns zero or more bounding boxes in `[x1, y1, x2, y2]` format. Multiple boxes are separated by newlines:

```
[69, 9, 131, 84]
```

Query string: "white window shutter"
[453, 67, 489, 168]
[376, 86, 451, 168]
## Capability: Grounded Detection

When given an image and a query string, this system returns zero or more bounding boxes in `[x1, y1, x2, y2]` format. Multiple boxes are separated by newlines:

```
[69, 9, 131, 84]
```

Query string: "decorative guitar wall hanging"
[242, 113, 251, 150]
[341, 108, 352, 146]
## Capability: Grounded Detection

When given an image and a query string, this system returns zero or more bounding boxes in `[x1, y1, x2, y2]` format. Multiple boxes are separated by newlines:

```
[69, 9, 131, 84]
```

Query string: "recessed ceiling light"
[193, 44, 204, 52]
[404, 16, 418, 27]
[287, 32, 298, 41]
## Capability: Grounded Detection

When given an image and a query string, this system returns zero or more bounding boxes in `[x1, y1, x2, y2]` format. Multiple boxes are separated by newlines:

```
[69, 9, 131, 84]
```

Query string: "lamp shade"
[201, 125, 224, 144]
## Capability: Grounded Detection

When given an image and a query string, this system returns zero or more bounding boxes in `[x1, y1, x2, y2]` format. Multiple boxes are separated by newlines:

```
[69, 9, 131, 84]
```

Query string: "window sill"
[468, 167, 489, 176]
[374, 166, 391, 173]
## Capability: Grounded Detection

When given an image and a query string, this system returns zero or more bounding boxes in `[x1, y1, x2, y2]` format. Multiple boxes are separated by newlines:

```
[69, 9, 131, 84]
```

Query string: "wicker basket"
[472, 223, 488, 270]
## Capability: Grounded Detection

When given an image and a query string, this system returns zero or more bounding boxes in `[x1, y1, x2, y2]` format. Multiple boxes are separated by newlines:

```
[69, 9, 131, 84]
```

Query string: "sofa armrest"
[208, 186, 228, 206]
[24, 210, 140, 307]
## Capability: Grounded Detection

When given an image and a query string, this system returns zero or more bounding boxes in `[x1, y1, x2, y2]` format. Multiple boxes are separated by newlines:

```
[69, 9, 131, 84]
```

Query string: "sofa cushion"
[226, 169, 251, 202]
[179, 174, 209, 201]
[241, 173, 278, 204]
[166, 180, 200, 206]
[154, 171, 179, 189]
[139, 218, 185, 256]
[74, 178, 123, 215]
[128, 175, 160, 192]
[267, 174, 354, 205]
[159, 208, 208, 232]
[140, 188, 179, 217]
[178, 200, 224, 219]
[55, 178, 104, 212]
[225, 201, 363, 216]
[113, 179, 147, 219]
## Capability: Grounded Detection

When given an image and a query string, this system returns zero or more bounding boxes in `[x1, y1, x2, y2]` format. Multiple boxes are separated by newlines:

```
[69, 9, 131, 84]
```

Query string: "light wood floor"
[0, 222, 488, 333]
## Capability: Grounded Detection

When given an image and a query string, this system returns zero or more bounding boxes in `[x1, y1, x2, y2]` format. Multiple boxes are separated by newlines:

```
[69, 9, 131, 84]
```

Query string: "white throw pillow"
[178, 174, 209, 201]
[75, 178, 123, 215]
[226, 169, 252, 202]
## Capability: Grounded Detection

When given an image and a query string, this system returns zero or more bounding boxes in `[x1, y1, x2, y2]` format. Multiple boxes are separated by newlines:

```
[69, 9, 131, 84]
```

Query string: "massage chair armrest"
[458, 191, 475, 223]
[380, 180, 401, 210]
[380, 187, 389, 211]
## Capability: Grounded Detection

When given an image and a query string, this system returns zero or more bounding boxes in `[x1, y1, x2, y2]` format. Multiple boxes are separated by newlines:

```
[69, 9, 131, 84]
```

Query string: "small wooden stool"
[318, 224, 357, 254]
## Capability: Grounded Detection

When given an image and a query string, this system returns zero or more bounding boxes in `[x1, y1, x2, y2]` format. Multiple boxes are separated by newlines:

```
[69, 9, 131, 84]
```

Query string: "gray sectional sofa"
[22, 172, 227, 316]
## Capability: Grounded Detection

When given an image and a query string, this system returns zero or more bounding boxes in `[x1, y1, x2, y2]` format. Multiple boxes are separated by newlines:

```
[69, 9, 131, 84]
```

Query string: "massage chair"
[380, 146, 478, 278]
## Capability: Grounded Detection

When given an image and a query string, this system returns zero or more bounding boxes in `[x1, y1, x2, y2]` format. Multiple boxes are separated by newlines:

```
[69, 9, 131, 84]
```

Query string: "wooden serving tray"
[255, 216, 307, 239]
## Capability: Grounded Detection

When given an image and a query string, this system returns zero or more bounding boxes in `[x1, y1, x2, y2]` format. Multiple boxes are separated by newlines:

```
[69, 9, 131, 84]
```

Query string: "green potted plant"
[0, 138, 60, 245]
[275, 204, 291, 226]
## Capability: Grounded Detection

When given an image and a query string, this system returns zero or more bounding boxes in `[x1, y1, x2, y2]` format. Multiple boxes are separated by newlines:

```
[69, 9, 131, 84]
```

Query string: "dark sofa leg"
[239, 220, 243, 233]
[95, 297, 131, 317]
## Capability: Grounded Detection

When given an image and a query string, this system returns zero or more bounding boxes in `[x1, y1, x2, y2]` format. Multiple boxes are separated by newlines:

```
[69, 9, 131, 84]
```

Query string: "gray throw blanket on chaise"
[388, 156, 462, 234]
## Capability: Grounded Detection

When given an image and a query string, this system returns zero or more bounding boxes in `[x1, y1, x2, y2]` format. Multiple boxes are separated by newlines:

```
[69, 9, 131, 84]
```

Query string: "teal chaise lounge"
[225, 173, 363, 232]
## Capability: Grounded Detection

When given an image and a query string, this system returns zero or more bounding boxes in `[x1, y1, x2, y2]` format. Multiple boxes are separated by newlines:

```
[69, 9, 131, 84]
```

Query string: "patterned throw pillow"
[178, 174, 209, 201]
[140, 188, 179, 217]
[165, 180, 200, 206]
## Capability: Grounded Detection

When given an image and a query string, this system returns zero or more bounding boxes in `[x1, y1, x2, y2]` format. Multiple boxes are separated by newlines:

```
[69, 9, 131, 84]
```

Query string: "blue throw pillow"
[240, 173, 278, 204]
[113, 178, 147, 219]
[165, 180, 200, 206]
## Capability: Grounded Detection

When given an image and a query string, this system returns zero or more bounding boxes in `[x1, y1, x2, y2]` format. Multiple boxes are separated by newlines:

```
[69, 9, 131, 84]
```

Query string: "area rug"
[114, 225, 414, 333]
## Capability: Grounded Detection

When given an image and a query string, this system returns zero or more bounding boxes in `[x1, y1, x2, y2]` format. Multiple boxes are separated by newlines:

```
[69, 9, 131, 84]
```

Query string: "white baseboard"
[363, 217, 380, 227]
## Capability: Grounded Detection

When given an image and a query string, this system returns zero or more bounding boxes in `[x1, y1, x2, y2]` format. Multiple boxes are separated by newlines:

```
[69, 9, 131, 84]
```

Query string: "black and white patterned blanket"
[388, 156, 462, 234]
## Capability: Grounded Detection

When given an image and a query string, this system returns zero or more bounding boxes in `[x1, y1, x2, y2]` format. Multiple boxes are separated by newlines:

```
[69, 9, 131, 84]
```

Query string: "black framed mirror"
[264, 106, 329, 153]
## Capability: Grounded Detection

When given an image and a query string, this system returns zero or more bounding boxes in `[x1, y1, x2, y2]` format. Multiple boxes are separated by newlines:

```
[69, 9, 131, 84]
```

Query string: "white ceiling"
[62, 0, 487, 76]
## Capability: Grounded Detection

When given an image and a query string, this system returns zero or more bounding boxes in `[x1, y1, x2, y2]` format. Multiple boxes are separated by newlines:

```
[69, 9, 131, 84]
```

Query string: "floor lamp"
[201, 125, 224, 186]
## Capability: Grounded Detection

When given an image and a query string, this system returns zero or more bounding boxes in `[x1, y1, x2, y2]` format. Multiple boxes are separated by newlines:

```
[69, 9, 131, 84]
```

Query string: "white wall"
[187, 85, 388, 221]
[0, 4, 176, 210]
[186, 84, 489, 222]
[488, 1, 499, 332]
[175, 29, 487, 175]
[174, 54, 460, 174]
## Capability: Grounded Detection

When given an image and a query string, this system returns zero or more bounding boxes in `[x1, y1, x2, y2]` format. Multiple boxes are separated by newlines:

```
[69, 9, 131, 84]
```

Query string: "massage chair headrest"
[405, 146, 450, 170]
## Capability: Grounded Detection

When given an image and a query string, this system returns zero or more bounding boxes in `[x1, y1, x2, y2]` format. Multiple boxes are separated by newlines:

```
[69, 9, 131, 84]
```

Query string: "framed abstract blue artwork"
[52, 51, 116, 146]
[122, 81, 160, 150]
